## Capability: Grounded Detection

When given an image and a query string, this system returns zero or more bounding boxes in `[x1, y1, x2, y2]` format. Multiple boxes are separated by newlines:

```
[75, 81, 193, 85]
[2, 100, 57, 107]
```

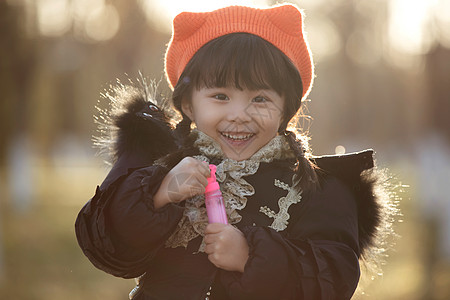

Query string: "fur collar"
[96, 83, 397, 263]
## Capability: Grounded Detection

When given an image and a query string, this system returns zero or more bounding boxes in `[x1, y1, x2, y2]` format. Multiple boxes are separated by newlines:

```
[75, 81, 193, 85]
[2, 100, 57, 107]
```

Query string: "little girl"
[76, 4, 394, 300]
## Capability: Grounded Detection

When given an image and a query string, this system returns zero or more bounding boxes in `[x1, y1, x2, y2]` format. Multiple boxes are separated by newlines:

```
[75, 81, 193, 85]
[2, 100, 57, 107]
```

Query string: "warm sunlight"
[138, 0, 270, 32]
[3, 1, 450, 299]
[388, 0, 436, 55]
[35, 0, 120, 41]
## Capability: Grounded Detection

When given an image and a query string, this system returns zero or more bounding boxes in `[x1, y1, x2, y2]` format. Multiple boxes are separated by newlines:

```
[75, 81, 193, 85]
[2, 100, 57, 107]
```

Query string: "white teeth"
[221, 132, 254, 140]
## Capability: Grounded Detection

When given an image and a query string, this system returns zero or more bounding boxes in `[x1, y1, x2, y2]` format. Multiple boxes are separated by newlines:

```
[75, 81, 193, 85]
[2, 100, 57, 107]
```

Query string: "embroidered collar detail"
[260, 179, 302, 231]
[165, 130, 296, 250]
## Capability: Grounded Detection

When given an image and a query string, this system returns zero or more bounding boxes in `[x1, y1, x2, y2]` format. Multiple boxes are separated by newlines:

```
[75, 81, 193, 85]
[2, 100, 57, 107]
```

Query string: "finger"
[196, 161, 211, 178]
[203, 161, 212, 176]
[182, 172, 207, 193]
[196, 173, 209, 188]
[200, 178, 209, 189]
[204, 233, 213, 245]
[188, 180, 208, 197]
[205, 242, 222, 254]
[205, 223, 226, 234]
[180, 157, 197, 168]
[204, 232, 222, 244]
[204, 243, 213, 254]
[207, 254, 217, 266]
[207, 253, 221, 265]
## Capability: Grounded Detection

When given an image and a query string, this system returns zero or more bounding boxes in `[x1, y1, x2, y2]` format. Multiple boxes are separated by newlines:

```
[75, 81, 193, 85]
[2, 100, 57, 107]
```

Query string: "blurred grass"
[0, 156, 449, 299]
[0, 157, 134, 300]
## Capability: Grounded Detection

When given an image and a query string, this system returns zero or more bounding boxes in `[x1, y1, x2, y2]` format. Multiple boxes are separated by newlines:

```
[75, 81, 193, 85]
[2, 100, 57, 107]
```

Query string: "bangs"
[185, 33, 301, 97]
[173, 33, 304, 131]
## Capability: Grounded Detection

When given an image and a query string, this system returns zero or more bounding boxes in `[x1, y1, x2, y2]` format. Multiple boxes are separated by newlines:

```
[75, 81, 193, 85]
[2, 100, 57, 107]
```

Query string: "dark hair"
[172, 33, 318, 190]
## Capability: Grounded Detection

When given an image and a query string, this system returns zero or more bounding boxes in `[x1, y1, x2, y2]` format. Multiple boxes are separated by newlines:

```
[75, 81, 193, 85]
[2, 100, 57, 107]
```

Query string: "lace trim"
[259, 178, 302, 232]
[164, 130, 295, 250]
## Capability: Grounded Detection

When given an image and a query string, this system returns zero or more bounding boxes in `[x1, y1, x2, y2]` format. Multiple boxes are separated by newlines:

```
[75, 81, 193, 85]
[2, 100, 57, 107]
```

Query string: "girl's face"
[182, 86, 284, 161]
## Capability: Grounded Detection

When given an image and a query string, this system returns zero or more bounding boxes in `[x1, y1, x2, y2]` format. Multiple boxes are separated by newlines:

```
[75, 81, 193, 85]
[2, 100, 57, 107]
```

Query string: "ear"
[181, 97, 194, 121]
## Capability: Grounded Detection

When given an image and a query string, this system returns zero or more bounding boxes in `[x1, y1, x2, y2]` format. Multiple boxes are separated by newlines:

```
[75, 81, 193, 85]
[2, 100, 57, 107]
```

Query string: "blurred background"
[0, 0, 449, 299]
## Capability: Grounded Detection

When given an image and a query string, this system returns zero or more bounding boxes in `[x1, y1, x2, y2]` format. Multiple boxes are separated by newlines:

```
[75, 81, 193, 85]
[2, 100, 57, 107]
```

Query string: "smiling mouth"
[220, 132, 255, 141]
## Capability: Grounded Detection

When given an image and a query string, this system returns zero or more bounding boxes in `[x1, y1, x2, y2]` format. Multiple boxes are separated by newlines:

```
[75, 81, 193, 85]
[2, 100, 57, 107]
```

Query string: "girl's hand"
[204, 223, 249, 273]
[153, 157, 210, 209]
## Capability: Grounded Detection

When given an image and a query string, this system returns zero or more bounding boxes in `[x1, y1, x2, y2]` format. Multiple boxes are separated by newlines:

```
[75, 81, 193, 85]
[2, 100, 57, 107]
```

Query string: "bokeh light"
[388, 0, 436, 56]
[307, 16, 342, 62]
[37, 0, 71, 37]
[1, 0, 450, 299]
[435, 0, 450, 48]
[138, 0, 270, 32]
[32, 0, 120, 42]
[84, 3, 120, 42]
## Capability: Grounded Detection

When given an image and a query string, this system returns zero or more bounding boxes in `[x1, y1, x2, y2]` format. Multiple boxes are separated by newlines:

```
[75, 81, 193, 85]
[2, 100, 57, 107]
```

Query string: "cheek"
[191, 107, 220, 130]
[269, 117, 283, 135]
[246, 104, 284, 131]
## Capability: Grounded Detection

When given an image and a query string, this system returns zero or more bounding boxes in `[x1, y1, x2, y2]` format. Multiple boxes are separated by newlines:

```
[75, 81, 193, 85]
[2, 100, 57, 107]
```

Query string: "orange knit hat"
[164, 4, 314, 100]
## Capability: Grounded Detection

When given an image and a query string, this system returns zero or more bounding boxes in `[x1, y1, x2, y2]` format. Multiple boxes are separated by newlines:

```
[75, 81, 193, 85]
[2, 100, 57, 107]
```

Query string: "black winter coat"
[75, 90, 383, 300]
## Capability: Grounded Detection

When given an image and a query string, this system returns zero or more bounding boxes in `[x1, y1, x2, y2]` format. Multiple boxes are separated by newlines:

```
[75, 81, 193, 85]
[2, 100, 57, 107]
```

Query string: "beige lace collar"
[165, 129, 295, 250]
[192, 129, 294, 162]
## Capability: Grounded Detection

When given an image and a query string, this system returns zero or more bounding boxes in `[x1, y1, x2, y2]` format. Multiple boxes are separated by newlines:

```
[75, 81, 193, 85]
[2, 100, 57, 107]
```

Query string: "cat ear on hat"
[266, 5, 304, 37]
[172, 11, 207, 42]
[166, 11, 208, 88]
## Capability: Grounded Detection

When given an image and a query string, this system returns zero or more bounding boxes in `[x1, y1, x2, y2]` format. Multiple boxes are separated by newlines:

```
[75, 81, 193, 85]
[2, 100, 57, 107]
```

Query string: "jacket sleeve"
[75, 164, 185, 279]
[218, 177, 361, 300]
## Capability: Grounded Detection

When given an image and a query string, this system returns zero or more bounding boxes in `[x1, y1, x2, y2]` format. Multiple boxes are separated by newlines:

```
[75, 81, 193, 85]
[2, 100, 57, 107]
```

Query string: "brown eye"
[149, 104, 158, 111]
[213, 94, 229, 101]
[253, 96, 268, 103]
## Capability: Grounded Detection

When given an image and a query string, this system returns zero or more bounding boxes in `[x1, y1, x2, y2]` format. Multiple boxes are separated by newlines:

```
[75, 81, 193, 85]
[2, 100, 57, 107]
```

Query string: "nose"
[226, 100, 252, 124]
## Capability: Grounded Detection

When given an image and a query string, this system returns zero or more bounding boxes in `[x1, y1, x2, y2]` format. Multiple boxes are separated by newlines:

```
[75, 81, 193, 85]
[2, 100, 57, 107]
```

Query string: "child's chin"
[222, 148, 255, 161]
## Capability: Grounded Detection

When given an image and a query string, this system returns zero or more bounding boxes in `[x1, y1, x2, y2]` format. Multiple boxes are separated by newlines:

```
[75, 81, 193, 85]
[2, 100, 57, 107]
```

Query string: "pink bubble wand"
[204, 164, 228, 224]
